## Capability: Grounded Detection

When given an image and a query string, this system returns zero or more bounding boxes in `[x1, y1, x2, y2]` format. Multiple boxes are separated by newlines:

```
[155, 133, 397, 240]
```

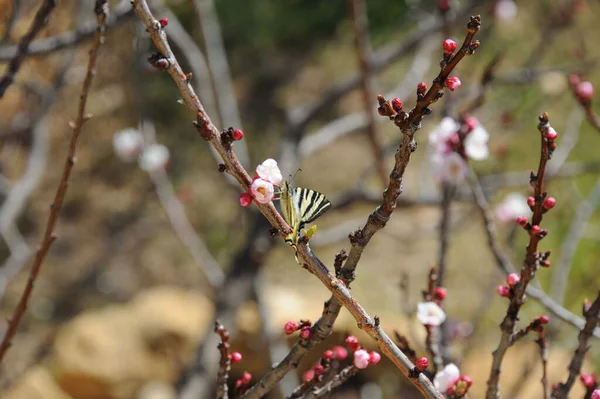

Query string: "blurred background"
[0, 0, 599, 398]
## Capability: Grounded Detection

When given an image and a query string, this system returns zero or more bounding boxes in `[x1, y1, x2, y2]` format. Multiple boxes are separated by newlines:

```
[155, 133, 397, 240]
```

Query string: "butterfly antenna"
[290, 168, 302, 183]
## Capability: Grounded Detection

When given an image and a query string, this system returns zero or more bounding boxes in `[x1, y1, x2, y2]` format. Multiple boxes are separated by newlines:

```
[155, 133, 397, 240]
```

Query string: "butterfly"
[279, 180, 331, 255]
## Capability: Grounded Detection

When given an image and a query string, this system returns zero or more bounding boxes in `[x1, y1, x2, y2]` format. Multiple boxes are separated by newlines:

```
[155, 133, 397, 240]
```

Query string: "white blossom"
[256, 158, 283, 186]
[113, 128, 144, 162]
[431, 152, 468, 183]
[353, 349, 370, 369]
[494, 193, 531, 223]
[139, 144, 170, 172]
[417, 302, 446, 327]
[464, 124, 489, 160]
[495, 0, 518, 22]
[434, 363, 460, 393]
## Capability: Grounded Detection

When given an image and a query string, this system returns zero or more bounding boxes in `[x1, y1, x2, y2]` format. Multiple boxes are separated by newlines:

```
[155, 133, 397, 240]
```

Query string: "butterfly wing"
[295, 187, 332, 229]
[280, 181, 301, 246]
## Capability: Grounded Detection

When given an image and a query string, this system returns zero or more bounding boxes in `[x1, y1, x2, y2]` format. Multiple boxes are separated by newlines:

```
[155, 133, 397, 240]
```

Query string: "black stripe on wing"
[296, 188, 331, 227]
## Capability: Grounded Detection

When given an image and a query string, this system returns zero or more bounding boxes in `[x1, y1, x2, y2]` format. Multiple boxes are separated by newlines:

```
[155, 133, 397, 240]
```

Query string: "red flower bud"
[391, 97, 403, 112]
[323, 350, 334, 360]
[417, 82, 428, 93]
[333, 346, 348, 360]
[443, 39, 458, 54]
[239, 193, 253, 207]
[527, 196, 536, 207]
[416, 357, 429, 371]
[530, 225, 541, 235]
[445, 76, 462, 91]
[543, 197, 556, 209]
[464, 115, 478, 132]
[497, 285, 510, 297]
[313, 364, 325, 375]
[547, 127, 558, 140]
[231, 352, 242, 364]
[159, 17, 169, 27]
[369, 351, 382, 365]
[241, 371, 252, 384]
[232, 129, 244, 141]
[576, 81, 594, 101]
[300, 326, 312, 339]
[538, 315, 550, 324]
[438, 0, 450, 11]
[284, 320, 298, 335]
[434, 287, 447, 301]
[507, 273, 520, 287]
[580, 372, 597, 389]
[516, 216, 528, 227]
[345, 335, 360, 351]
[302, 369, 315, 382]
[568, 74, 581, 86]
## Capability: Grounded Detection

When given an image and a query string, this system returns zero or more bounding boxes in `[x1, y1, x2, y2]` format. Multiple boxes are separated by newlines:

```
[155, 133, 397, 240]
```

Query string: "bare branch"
[0, 0, 109, 362]
[214, 321, 232, 399]
[551, 292, 600, 399]
[305, 365, 359, 398]
[0, 0, 57, 97]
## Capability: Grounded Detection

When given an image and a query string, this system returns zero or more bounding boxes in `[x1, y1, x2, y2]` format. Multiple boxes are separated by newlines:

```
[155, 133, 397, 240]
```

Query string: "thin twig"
[485, 113, 555, 399]
[305, 365, 359, 398]
[537, 334, 549, 399]
[1, 0, 21, 43]
[551, 292, 600, 399]
[0, 0, 109, 363]
[0, 0, 56, 98]
[550, 178, 600, 304]
[214, 321, 232, 399]
[0, 0, 132, 62]
[348, 0, 386, 186]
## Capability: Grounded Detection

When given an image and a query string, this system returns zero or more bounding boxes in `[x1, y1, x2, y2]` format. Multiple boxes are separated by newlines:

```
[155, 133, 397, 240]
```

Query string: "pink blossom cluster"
[239, 158, 283, 207]
[429, 115, 489, 183]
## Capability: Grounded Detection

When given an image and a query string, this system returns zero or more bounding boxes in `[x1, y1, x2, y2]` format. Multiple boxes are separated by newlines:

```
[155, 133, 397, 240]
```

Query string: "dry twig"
[214, 321, 232, 399]
[0, 0, 109, 362]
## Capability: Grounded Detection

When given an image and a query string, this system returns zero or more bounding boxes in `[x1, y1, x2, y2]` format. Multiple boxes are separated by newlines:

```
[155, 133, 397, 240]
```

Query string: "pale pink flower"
[465, 124, 489, 160]
[494, 193, 531, 223]
[495, 0, 518, 22]
[113, 128, 144, 162]
[250, 178, 275, 204]
[576, 81, 594, 101]
[353, 349, 371, 369]
[592, 389, 600, 399]
[139, 143, 170, 172]
[417, 302, 446, 326]
[445, 76, 462, 91]
[429, 117, 460, 154]
[434, 363, 460, 393]
[431, 152, 468, 183]
[256, 158, 282, 186]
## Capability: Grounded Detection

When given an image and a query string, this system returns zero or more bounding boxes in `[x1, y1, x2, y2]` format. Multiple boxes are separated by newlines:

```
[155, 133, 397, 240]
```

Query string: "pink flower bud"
[159, 17, 169, 27]
[368, 351, 381, 365]
[527, 196, 536, 207]
[416, 357, 429, 371]
[417, 82, 428, 92]
[231, 352, 242, 364]
[241, 371, 252, 384]
[333, 346, 348, 360]
[443, 39, 458, 54]
[592, 389, 600, 399]
[460, 375, 473, 387]
[284, 320, 298, 335]
[434, 287, 447, 301]
[445, 76, 462, 91]
[497, 285, 510, 297]
[538, 315, 550, 324]
[232, 129, 244, 141]
[302, 369, 315, 382]
[299, 326, 312, 339]
[353, 349, 370, 369]
[547, 127, 558, 140]
[438, 0, 450, 11]
[235, 379, 243, 388]
[313, 364, 325, 375]
[507, 273, 520, 287]
[345, 335, 360, 351]
[568, 74, 581, 86]
[580, 372, 597, 389]
[516, 216, 528, 227]
[464, 115, 478, 132]
[239, 193, 253, 207]
[323, 350, 334, 360]
[530, 225, 541, 235]
[391, 97, 403, 112]
[543, 197, 556, 209]
[576, 81, 594, 101]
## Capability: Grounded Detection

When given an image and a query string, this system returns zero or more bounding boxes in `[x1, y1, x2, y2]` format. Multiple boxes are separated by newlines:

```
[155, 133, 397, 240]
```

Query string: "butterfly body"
[279, 180, 331, 253]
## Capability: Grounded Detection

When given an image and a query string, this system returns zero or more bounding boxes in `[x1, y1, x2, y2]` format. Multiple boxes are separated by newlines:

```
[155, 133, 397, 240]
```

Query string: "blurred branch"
[305, 365, 359, 398]
[298, 37, 436, 159]
[0, 0, 133, 62]
[551, 292, 600, 399]
[550, 178, 600, 304]
[348, 0, 386, 186]
[0, 0, 57, 98]
[1, 0, 21, 43]
[192, 0, 249, 168]
[0, 0, 109, 363]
